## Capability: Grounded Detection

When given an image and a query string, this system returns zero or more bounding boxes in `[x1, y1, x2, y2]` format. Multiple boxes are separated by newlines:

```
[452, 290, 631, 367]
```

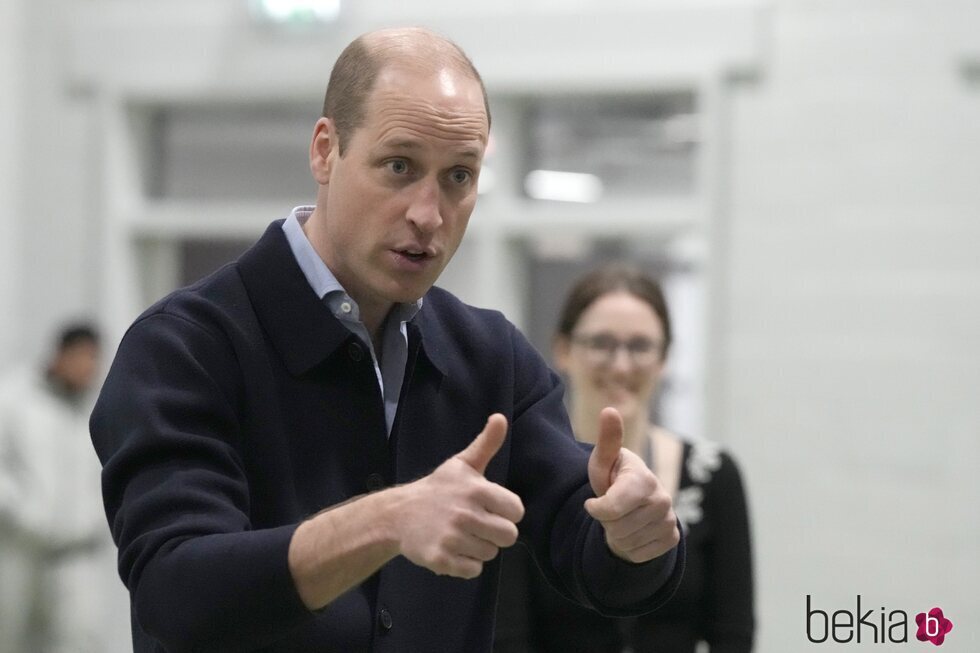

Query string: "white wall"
[0, 0, 25, 367]
[1, 0, 103, 365]
[724, 1, 980, 650]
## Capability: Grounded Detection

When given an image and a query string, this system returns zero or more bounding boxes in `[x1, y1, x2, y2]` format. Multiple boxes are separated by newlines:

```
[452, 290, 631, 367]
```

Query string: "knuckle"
[621, 532, 644, 551]
[501, 523, 519, 547]
[462, 483, 480, 502]
[603, 521, 624, 540]
[431, 552, 450, 575]
[591, 505, 614, 524]
[440, 532, 460, 552]
[456, 559, 481, 579]
[645, 468, 661, 489]
[447, 506, 470, 529]
[481, 544, 500, 561]
[511, 492, 526, 515]
[602, 495, 624, 517]
[654, 509, 677, 535]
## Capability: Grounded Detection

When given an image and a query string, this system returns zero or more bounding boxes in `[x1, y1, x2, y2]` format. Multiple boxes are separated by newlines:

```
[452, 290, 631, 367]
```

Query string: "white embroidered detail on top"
[674, 440, 723, 526]
[675, 486, 704, 526]
[687, 440, 722, 484]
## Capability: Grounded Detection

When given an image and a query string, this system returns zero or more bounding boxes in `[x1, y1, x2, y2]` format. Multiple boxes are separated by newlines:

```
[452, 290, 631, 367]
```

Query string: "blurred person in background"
[0, 323, 130, 653]
[495, 264, 755, 653]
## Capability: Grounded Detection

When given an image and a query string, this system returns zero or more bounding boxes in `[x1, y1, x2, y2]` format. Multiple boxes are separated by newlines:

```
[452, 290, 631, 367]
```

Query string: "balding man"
[91, 28, 684, 652]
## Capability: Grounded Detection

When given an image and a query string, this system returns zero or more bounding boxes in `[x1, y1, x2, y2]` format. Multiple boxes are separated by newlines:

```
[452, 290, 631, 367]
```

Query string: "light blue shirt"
[282, 206, 421, 434]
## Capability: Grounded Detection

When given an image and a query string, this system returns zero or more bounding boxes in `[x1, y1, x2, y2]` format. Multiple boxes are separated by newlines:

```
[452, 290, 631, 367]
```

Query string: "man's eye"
[387, 159, 409, 174]
[450, 169, 471, 184]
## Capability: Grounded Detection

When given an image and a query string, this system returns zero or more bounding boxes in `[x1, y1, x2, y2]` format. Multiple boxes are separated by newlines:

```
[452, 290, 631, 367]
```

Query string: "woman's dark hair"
[555, 263, 672, 358]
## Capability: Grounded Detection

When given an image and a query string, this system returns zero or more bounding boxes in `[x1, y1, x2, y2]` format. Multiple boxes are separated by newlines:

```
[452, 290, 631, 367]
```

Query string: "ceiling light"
[524, 170, 603, 203]
[250, 0, 341, 25]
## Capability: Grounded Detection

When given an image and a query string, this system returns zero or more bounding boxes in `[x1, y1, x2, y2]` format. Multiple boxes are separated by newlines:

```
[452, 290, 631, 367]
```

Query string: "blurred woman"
[495, 263, 755, 653]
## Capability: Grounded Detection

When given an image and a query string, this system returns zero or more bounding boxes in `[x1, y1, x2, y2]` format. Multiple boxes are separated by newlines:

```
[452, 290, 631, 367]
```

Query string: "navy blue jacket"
[90, 221, 684, 652]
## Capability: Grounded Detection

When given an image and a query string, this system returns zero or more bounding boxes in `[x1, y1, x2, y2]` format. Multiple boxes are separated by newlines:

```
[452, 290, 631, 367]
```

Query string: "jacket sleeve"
[90, 312, 311, 652]
[702, 452, 755, 652]
[504, 323, 685, 617]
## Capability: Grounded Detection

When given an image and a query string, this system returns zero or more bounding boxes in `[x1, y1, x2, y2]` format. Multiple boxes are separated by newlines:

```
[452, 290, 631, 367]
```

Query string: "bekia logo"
[806, 595, 954, 646]
[915, 608, 953, 646]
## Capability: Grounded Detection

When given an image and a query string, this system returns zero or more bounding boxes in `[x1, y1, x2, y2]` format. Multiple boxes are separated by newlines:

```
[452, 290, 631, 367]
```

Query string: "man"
[0, 324, 129, 653]
[90, 27, 684, 652]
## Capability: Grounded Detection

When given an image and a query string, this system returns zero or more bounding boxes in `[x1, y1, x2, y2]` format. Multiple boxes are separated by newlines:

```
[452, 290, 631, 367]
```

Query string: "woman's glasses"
[571, 333, 663, 367]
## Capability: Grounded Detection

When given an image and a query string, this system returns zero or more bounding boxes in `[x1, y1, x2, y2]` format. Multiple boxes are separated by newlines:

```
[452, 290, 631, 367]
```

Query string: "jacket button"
[365, 473, 385, 492]
[378, 608, 393, 631]
[348, 342, 363, 362]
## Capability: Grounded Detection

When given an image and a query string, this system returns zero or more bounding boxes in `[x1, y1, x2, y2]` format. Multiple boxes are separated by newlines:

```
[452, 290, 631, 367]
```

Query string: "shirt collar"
[281, 206, 423, 324]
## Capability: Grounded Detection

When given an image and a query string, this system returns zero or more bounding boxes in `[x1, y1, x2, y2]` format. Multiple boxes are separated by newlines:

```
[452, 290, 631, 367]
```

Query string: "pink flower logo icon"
[915, 607, 953, 646]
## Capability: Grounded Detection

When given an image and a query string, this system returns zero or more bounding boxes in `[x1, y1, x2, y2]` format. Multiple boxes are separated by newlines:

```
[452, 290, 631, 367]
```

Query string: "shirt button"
[365, 473, 385, 492]
[340, 301, 352, 314]
[348, 342, 363, 362]
[378, 608, 393, 631]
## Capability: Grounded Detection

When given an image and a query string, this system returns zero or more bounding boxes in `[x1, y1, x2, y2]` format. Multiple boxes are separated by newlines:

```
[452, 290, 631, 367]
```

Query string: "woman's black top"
[494, 439, 755, 653]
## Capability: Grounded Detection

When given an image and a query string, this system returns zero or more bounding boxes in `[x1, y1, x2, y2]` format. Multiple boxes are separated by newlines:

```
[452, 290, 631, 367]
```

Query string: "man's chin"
[389, 287, 427, 304]
[378, 276, 434, 304]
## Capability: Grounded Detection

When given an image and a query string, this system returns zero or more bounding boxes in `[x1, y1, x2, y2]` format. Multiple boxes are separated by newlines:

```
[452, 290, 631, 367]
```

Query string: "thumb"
[456, 413, 509, 475]
[588, 407, 624, 496]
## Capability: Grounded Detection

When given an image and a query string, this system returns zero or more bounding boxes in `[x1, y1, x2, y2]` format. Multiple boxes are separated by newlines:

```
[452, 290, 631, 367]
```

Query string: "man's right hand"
[392, 413, 524, 579]
[288, 414, 524, 609]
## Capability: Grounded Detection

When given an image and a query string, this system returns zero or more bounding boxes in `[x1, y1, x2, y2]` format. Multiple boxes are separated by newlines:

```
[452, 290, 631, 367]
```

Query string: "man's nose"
[406, 178, 443, 232]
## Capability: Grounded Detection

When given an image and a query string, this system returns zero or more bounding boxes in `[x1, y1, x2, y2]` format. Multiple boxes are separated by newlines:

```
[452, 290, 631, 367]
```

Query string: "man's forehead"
[364, 73, 489, 142]
[373, 64, 483, 101]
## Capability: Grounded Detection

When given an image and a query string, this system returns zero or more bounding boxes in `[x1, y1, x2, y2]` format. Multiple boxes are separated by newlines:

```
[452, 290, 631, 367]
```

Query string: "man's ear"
[552, 335, 572, 373]
[310, 117, 338, 184]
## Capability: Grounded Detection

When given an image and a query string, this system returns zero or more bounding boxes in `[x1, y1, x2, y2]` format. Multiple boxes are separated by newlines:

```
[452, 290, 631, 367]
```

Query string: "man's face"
[313, 65, 488, 316]
[53, 340, 100, 394]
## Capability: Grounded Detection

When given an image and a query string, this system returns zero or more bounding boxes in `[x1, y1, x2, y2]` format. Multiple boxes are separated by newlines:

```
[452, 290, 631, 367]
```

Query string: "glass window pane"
[146, 102, 317, 202]
[522, 92, 698, 202]
[179, 238, 254, 286]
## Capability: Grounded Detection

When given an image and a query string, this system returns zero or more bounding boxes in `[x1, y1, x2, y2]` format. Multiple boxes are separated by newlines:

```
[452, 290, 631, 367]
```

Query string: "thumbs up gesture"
[585, 408, 679, 563]
[394, 414, 525, 579]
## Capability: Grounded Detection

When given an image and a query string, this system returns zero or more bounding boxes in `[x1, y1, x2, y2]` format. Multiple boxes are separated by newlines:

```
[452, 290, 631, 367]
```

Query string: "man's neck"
[369, 311, 392, 362]
[359, 301, 394, 347]
[301, 208, 394, 342]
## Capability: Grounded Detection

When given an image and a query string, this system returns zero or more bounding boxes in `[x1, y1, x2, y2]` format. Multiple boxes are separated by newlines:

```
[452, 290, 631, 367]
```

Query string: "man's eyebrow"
[379, 138, 484, 161]
[380, 138, 423, 151]
[455, 147, 483, 161]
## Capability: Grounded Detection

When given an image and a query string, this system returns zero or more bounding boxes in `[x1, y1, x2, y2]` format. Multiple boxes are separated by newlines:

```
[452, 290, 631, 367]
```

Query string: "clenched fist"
[393, 414, 525, 578]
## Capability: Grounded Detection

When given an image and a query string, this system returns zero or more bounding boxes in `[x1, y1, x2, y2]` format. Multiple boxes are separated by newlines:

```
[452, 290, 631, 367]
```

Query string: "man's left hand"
[585, 407, 680, 563]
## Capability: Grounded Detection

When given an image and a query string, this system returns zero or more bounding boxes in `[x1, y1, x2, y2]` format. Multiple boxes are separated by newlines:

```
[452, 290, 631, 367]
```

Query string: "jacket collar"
[406, 318, 449, 379]
[237, 220, 448, 379]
